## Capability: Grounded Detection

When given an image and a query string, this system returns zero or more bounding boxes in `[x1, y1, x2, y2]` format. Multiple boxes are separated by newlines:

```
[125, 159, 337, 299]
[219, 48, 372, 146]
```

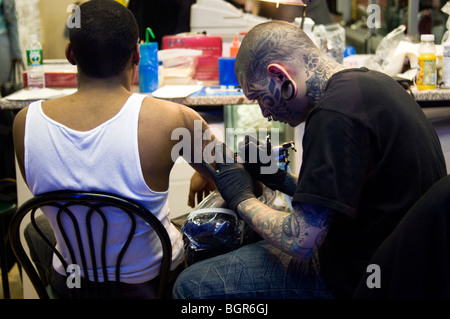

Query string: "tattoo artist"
[173, 21, 447, 299]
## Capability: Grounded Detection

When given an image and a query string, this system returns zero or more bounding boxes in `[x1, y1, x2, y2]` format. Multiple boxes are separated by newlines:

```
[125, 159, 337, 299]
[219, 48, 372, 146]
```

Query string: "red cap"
[230, 35, 240, 57]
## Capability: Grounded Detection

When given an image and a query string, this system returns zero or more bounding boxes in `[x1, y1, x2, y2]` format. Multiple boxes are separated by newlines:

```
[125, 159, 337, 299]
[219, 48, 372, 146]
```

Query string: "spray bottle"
[139, 28, 159, 93]
[441, 2, 450, 87]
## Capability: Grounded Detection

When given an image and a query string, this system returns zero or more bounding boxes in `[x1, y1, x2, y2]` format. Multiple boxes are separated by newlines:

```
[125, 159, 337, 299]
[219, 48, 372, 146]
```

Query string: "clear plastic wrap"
[182, 187, 292, 265]
[364, 25, 411, 76]
[182, 191, 243, 265]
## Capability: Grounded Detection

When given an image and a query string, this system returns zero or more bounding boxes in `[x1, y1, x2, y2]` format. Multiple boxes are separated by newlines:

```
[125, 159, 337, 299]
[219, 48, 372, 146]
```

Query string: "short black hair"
[69, 0, 139, 78]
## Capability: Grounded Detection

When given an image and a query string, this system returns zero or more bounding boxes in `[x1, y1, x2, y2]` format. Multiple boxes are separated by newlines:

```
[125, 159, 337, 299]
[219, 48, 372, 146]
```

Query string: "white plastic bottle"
[442, 31, 450, 87]
[26, 34, 45, 89]
[442, 2, 450, 87]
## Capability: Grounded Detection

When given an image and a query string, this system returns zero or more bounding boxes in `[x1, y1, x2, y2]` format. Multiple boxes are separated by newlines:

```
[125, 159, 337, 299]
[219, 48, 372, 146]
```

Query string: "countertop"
[0, 86, 255, 110]
[2, 85, 450, 110]
[410, 87, 450, 103]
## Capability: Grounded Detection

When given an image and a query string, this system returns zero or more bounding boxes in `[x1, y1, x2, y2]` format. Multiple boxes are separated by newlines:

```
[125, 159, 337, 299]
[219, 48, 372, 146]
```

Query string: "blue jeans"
[173, 241, 334, 299]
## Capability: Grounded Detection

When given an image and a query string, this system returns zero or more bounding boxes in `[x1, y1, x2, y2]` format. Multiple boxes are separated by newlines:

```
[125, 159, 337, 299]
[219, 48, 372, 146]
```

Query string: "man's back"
[13, 81, 216, 282]
[14, 89, 206, 191]
[298, 67, 447, 297]
[12, 0, 216, 295]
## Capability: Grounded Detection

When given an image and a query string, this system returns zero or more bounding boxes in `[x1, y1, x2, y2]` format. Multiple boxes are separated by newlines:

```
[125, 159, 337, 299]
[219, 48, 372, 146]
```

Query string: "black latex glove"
[238, 135, 287, 191]
[203, 144, 255, 212]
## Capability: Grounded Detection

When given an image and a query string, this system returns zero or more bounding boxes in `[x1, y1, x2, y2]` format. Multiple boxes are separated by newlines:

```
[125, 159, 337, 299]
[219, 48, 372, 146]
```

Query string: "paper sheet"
[151, 85, 202, 99]
[5, 88, 77, 101]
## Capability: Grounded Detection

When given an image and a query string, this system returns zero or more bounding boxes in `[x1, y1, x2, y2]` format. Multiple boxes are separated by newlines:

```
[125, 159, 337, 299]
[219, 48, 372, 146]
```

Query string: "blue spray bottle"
[139, 28, 159, 93]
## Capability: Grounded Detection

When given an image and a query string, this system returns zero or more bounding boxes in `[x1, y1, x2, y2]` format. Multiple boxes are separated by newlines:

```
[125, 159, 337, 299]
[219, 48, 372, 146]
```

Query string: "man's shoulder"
[139, 95, 203, 131]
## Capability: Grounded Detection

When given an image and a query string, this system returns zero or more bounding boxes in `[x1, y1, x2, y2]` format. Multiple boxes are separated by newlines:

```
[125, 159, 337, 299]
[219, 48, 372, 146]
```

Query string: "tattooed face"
[242, 76, 313, 127]
[236, 20, 344, 126]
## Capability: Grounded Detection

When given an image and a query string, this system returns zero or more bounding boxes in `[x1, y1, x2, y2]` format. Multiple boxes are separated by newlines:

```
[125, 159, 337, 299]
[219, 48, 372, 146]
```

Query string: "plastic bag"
[157, 49, 202, 85]
[365, 25, 410, 75]
[442, 2, 450, 44]
[182, 186, 291, 265]
[313, 23, 346, 63]
[182, 191, 244, 265]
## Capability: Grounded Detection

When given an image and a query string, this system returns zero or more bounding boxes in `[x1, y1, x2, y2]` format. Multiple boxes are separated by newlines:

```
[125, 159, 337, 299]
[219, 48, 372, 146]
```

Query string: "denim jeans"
[173, 241, 334, 299]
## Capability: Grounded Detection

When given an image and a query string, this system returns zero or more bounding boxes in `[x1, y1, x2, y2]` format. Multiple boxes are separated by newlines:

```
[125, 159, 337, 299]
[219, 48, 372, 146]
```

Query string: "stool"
[0, 202, 17, 299]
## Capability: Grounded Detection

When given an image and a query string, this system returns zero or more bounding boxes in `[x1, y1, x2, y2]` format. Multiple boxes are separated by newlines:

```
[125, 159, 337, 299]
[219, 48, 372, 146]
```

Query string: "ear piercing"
[281, 80, 296, 101]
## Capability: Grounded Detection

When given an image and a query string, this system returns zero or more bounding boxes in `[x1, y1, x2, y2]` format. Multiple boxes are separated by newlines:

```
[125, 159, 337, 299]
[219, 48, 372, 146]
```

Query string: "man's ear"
[133, 44, 141, 66]
[65, 43, 76, 65]
[267, 63, 290, 82]
[268, 63, 297, 101]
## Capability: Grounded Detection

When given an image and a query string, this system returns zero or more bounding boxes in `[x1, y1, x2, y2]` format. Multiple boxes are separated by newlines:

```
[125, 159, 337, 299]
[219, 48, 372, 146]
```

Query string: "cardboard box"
[162, 34, 222, 82]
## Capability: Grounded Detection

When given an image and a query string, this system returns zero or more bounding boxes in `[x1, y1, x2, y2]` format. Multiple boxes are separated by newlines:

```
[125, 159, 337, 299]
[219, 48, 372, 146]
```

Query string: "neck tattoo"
[303, 52, 345, 105]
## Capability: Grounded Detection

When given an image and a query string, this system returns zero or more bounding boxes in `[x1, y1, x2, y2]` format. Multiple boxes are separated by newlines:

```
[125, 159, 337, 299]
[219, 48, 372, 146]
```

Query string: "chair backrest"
[9, 191, 172, 299]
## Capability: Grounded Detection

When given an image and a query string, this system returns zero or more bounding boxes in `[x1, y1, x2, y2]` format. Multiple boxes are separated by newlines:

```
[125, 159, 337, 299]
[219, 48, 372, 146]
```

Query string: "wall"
[39, 0, 75, 60]
[15, 0, 42, 62]
[15, 0, 74, 61]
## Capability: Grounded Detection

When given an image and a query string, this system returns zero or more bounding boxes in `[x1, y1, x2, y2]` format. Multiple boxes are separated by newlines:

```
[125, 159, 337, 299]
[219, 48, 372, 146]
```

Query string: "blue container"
[343, 46, 356, 58]
[139, 42, 159, 93]
[219, 57, 239, 86]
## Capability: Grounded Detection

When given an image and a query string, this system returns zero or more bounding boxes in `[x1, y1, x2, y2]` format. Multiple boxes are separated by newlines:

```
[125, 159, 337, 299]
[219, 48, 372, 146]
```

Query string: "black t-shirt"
[292, 67, 447, 298]
[353, 175, 450, 298]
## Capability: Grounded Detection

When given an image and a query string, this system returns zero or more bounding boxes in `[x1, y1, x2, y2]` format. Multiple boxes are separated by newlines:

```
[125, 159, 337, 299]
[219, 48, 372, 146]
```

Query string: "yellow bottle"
[417, 34, 437, 90]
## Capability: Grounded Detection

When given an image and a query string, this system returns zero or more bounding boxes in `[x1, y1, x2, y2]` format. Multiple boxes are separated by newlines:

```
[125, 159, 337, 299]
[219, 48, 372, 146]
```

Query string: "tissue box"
[158, 49, 202, 85]
[162, 34, 222, 82]
[23, 63, 78, 87]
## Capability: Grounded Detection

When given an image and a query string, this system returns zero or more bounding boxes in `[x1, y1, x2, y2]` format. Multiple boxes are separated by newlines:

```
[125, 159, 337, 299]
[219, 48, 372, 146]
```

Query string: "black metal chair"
[8, 191, 172, 299]
[0, 200, 17, 299]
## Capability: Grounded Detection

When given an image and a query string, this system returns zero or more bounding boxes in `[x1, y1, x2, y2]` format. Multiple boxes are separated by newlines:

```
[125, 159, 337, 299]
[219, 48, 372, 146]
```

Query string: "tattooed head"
[235, 21, 345, 126]
[235, 21, 316, 88]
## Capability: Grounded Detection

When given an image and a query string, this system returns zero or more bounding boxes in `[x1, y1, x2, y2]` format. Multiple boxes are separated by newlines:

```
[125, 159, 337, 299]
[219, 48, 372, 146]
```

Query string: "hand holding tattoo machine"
[238, 134, 296, 191]
[182, 139, 295, 265]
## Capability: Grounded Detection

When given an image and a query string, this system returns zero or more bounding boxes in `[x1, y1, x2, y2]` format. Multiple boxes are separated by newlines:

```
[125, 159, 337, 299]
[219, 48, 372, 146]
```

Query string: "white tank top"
[24, 93, 184, 283]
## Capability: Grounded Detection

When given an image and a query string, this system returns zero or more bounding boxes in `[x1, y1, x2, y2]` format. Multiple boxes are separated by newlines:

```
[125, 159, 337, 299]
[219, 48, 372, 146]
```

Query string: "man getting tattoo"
[174, 21, 446, 299]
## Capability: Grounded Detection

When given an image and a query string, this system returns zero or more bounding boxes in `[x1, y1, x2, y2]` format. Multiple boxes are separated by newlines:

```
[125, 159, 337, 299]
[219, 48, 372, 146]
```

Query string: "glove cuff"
[260, 168, 287, 191]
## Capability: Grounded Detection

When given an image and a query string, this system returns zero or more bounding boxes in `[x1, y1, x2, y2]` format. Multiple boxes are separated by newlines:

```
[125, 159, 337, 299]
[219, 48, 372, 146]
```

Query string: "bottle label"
[444, 45, 450, 58]
[417, 57, 436, 87]
[27, 49, 43, 66]
[443, 45, 450, 86]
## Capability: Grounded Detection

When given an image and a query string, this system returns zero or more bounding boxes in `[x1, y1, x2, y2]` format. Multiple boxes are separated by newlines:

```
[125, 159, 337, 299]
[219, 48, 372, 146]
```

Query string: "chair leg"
[0, 218, 10, 299]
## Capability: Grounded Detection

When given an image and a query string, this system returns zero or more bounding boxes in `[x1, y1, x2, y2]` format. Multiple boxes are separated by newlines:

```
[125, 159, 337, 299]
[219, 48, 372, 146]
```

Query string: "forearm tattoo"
[238, 198, 334, 260]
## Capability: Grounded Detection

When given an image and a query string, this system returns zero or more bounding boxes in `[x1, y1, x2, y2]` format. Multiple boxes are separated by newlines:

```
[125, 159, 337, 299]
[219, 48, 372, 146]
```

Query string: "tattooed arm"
[203, 157, 334, 259]
[237, 198, 334, 260]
